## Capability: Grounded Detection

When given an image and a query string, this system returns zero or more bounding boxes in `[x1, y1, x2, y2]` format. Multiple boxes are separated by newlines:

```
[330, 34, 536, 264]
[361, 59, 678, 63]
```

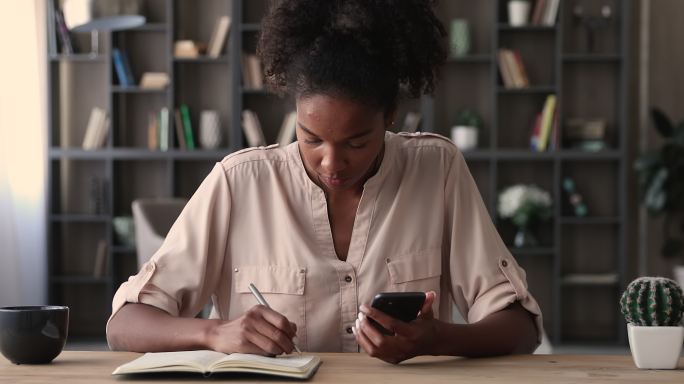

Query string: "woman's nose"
[320, 146, 345, 174]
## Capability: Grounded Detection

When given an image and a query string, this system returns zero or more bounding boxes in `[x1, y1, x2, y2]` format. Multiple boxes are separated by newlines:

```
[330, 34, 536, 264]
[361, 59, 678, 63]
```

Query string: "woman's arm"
[354, 293, 538, 364]
[107, 303, 298, 355]
[431, 301, 538, 357]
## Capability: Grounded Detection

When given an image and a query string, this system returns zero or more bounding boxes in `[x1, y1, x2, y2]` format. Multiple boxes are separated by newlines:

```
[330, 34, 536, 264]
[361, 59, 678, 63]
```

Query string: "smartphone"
[368, 292, 426, 335]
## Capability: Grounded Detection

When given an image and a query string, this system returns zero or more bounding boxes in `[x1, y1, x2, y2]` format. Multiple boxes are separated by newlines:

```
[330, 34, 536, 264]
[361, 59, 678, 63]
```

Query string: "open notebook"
[112, 350, 322, 379]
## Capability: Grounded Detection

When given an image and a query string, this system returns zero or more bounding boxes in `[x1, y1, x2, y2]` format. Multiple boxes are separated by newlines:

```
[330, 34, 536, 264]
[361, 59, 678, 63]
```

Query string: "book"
[54, 9, 74, 54]
[93, 114, 110, 149]
[542, 0, 560, 26]
[276, 111, 297, 146]
[82, 107, 106, 150]
[174, 109, 187, 150]
[174, 40, 201, 58]
[497, 50, 515, 88]
[159, 107, 169, 151]
[112, 48, 131, 87]
[180, 104, 196, 150]
[511, 50, 530, 87]
[207, 16, 231, 58]
[529, 112, 542, 151]
[241, 53, 264, 89]
[241, 110, 266, 147]
[531, 0, 547, 25]
[537, 94, 557, 151]
[140, 72, 170, 89]
[112, 350, 321, 380]
[92, 239, 108, 278]
[147, 113, 158, 150]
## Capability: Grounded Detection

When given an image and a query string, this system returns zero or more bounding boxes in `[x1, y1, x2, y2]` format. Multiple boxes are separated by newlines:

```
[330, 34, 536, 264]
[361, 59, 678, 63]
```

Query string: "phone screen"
[369, 292, 426, 335]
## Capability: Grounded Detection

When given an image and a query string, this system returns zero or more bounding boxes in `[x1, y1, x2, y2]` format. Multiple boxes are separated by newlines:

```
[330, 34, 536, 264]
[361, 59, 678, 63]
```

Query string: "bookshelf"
[46, 0, 630, 345]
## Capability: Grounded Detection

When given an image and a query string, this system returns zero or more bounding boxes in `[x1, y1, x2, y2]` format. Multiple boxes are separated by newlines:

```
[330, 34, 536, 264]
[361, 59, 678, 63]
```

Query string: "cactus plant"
[620, 277, 684, 326]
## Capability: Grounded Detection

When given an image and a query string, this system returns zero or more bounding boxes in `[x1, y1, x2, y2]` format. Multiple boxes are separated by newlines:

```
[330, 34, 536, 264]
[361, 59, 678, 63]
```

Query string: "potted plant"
[619, 276, 684, 369]
[634, 108, 684, 287]
[497, 184, 552, 247]
[450, 109, 482, 151]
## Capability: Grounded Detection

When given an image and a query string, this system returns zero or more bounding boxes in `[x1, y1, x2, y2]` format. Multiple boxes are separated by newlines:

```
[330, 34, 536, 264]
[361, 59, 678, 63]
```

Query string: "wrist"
[430, 321, 466, 356]
[200, 318, 222, 350]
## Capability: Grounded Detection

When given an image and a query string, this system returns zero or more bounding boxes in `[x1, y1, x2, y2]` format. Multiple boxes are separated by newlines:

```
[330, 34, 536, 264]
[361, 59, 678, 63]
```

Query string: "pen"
[248, 283, 302, 354]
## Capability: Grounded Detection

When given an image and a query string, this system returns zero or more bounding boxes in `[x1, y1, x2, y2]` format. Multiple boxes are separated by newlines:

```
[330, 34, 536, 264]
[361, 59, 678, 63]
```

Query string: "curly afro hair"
[257, 0, 446, 114]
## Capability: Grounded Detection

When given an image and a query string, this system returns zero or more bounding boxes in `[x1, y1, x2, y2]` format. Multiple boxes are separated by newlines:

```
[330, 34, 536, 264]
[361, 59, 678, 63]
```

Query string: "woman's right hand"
[205, 305, 298, 355]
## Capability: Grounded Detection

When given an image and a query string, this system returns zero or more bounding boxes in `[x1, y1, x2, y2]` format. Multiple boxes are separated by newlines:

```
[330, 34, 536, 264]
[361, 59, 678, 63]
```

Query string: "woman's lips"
[320, 175, 347, 187]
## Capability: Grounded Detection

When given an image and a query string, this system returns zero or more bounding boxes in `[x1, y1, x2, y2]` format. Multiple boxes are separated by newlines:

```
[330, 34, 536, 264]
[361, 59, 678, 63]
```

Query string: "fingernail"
[358, 312, 364, 321]
[355, 318, 360, 329]
[359, 305, 369, 312]
[351, 326, 357, 335]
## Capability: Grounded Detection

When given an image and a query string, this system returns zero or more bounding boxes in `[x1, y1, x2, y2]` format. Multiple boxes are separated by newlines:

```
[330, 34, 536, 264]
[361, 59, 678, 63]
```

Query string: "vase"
[448, 19, 470, 57]
[199, 110, 222, 149]
[450, 125, 478, 151]
[508, 0, 531, 27]
[514, 225, 538, 248]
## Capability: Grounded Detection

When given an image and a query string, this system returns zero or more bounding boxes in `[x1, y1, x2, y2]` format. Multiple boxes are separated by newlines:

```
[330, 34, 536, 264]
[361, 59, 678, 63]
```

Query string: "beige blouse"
[108, 131, 543, 352]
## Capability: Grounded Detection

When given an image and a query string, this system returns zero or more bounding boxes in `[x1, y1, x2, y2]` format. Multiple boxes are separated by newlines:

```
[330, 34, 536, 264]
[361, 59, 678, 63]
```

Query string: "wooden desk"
[1, 351, 682, 383]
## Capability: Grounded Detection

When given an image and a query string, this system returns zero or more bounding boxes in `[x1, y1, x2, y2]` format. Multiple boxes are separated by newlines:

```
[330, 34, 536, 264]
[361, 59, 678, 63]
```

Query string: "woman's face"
[296, 94, 390, 195]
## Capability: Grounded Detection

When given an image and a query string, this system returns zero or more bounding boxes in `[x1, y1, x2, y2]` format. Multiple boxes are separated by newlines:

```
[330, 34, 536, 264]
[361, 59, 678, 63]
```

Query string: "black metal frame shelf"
[45, 0, 630, 344]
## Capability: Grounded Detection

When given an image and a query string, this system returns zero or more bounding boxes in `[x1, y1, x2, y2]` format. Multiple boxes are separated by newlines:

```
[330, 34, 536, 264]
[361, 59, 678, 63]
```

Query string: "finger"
[357, 313, 389, 347]
[246, 327, 286, 356]
[252, 315, 295, 354]
[255, 305, 297, 338]
[353, 323, 378, 357]
[418, 291, 435, 319]
[359, 305, 411, 336]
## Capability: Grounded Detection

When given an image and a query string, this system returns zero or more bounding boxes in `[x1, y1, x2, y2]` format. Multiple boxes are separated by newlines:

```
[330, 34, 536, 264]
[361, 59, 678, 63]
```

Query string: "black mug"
[0, 306, 69, 364]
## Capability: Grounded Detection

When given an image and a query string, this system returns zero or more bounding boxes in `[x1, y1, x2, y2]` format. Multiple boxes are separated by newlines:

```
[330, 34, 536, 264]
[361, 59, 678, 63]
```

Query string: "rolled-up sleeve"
[445, 151, 543, 343]
[107, 162, 231, 328]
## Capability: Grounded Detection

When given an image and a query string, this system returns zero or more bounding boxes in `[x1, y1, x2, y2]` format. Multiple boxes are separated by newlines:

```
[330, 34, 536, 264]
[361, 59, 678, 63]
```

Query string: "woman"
[107, 0, 541, 364]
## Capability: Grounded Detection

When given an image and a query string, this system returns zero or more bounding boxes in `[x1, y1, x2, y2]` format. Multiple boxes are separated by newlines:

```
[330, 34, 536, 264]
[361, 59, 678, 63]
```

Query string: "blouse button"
[234, 268, 239, 273]
[346, 327, 353, 334]
[344, 275, 353, 283]
[501, 260, 508, 267]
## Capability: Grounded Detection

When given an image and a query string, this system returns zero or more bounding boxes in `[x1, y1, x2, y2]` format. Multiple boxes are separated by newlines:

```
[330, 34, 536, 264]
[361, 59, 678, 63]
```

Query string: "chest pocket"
[233, 265, 307, 349]
[385, 249, 442, 317]
[386, 249, 442, 293]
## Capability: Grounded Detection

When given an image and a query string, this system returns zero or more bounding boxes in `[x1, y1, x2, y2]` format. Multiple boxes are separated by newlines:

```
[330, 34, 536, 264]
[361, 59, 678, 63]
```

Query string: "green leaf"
[661, 237, 684, 258]
[651, 108, 674, 138]
[645, 168, 668, 214]
[675, 121, 684, 145]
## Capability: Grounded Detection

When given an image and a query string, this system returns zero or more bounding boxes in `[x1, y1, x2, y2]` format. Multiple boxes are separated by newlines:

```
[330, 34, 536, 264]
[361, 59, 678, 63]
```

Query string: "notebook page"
[114, 350, 227, 374]
[215, 353, 318, 372]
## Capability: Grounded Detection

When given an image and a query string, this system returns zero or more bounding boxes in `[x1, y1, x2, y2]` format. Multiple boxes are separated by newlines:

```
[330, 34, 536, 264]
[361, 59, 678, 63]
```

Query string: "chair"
[131, 198, 188, 268]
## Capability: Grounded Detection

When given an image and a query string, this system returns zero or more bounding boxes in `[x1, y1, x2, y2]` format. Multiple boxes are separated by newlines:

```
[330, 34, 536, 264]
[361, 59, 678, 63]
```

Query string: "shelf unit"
[426, 0, 629, 345]
[46, 0, 629, 344]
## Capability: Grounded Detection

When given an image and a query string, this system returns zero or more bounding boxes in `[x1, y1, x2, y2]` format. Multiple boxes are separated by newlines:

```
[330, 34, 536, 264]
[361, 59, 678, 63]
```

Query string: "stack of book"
[82, 107, 110, 150]
[529, 94, 558, 152]
[564, 118, 607, 151]
[497, 49, 529, 89]
[530, 0, 561, 26]
[242, 54, 264, 90]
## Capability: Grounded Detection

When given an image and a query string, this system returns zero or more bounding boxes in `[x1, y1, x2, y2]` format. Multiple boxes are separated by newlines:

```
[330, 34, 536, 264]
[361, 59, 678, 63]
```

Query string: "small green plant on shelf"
[619, 276, 684, 369]
[634, 108, 684, 261]
[450, 109, 482, 151]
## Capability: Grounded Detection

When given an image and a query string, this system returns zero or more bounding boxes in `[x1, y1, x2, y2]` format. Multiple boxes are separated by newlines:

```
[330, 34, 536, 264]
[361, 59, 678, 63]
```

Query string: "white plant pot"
[508, 0, 531, 26]
[450, 126, 478, 151]
[627, 323, 684, 369]
[674, 265, 684, 290]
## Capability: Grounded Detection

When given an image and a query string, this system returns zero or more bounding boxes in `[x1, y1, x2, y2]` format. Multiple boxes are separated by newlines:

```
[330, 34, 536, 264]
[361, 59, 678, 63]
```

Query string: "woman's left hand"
[353, 291, 441, 364]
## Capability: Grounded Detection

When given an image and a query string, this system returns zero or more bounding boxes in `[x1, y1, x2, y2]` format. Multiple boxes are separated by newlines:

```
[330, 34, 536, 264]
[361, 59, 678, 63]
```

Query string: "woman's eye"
[304, 138, 321, 145]
[348, 142, 367, 149]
